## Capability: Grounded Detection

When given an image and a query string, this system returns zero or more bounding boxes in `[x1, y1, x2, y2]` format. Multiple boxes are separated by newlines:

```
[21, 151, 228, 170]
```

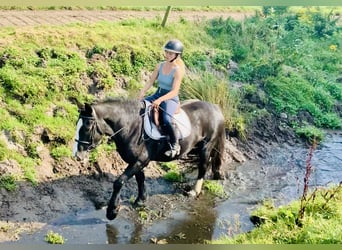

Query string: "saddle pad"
[143, 100, 191, 141]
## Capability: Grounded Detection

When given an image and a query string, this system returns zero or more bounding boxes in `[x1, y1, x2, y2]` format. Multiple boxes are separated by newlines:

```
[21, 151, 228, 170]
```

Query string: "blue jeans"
[145, 88, 179, 125]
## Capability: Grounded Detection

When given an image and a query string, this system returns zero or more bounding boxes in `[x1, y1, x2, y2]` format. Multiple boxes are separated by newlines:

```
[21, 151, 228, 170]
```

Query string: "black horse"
[73, 98, 225, 220]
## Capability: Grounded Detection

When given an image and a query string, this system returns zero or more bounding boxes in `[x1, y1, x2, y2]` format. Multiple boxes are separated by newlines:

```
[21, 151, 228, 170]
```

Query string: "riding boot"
[164, 123, 180, 158]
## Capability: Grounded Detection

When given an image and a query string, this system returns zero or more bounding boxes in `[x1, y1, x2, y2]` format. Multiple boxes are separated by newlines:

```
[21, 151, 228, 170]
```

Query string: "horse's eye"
[84, 120, 92, 127]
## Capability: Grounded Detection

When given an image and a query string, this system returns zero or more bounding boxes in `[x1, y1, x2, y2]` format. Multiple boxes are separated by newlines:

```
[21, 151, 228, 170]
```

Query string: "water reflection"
[105, 194, 217, 244]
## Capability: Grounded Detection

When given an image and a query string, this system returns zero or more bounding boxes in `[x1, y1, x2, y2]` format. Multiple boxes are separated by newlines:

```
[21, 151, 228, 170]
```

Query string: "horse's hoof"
[187, 190, 198, 198]
[213, 172, 223, 180]
[133, 198, 146, 208]
[106, 210, 117, 220]
[106, 207, 119, 220]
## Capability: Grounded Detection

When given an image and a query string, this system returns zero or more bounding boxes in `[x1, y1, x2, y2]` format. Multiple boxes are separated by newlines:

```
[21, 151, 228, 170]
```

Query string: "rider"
[138, 39, 185, 157]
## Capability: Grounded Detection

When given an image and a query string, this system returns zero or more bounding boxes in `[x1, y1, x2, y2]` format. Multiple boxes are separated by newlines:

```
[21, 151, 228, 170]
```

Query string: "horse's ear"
[84, 103, 94, 116]
[77, 101, 85, 111]
[69, 97, 84, 111]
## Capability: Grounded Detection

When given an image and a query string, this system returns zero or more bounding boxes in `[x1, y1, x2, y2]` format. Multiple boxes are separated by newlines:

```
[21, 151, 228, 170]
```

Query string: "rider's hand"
[152, 99, 161, 109]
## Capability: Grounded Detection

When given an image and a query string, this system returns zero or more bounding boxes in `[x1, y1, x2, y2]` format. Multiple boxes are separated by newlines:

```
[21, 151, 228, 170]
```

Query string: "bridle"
[74, 114, 127, 152]
[74, 115, 99, 151]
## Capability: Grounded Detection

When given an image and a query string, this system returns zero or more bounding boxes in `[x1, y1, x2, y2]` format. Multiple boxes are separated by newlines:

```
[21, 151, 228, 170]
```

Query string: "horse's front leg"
[106, 174, 127, 220]
[106, 162, 144, 220]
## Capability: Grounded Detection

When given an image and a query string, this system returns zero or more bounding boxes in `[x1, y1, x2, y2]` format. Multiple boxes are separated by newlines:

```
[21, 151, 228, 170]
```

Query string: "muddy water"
[18, 132, 342, 244]
[213, 133, 342, 239]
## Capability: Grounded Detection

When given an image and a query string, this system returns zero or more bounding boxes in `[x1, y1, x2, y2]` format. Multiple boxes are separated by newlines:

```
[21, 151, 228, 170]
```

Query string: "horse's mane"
[93, 97, 141, 115]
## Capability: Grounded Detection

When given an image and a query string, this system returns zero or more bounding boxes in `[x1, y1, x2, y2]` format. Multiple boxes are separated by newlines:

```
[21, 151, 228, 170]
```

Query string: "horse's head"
[73, 102, 103, 162]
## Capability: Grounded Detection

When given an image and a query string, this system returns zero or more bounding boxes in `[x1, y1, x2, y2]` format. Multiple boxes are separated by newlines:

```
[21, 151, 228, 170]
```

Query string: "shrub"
[182, 50, 209, 71]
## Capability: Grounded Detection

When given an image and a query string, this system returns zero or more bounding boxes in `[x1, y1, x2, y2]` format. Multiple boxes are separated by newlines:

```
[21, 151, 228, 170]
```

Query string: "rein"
[75, 108, 147, 151]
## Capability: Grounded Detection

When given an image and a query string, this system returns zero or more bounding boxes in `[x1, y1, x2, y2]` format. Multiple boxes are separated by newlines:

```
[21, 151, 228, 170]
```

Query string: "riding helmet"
[163, 39, 183, 54]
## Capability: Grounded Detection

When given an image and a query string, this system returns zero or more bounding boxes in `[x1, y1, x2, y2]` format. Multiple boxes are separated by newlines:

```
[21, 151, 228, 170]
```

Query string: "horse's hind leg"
[191, 141, 211, 196]
[134, 169, 147, 207]
[193, 136, 224, 196]
[211, 127, 225, 180]
[211, 149, 223, 180]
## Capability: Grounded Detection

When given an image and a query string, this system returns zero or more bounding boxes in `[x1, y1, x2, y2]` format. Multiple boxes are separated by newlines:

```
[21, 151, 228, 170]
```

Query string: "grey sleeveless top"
[157, 62, 178, 91]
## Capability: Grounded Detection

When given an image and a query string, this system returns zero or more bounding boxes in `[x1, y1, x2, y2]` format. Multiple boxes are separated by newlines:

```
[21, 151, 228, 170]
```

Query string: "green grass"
[212, 185, 342, 244]
[50, 145, 72, 161]
[88, 141, 117, 164]
[0, 175, 17, 192]
[295, 125, 325, 144]
[163, 171, 183, 183]
[45, 231, 65, 244]
[161, 162, 184, 183]
[203, 180, 227, 198]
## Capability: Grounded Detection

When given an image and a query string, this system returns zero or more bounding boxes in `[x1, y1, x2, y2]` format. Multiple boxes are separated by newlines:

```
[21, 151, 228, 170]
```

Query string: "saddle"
[143, 100, 191, 140]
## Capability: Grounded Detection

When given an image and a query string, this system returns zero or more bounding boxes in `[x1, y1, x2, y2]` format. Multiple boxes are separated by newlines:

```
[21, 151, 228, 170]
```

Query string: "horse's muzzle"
[73, 151, 89, 164]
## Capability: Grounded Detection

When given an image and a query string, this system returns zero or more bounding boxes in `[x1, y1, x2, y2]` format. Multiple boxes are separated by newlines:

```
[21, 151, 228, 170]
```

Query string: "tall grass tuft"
[181, 71, 245, 138]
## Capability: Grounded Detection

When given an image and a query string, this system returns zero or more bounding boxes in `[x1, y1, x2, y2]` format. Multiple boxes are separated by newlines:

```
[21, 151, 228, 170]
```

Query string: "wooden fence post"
[161, 6, 172, 27]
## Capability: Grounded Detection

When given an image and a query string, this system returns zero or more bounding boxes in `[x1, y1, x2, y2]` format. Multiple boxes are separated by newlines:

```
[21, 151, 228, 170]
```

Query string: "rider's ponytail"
[175, 57, 185, 76]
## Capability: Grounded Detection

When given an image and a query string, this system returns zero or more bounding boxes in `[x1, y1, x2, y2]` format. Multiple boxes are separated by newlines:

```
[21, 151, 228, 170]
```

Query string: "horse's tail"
[211, 106, 226, 180]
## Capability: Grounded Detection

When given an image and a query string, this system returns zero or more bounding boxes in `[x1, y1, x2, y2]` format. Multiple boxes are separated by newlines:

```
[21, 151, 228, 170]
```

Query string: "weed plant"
[203, 180, 227, 198]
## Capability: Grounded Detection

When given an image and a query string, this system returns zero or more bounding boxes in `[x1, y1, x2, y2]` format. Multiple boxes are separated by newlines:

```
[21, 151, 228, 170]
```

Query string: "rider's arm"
[138, 63, 160, 100]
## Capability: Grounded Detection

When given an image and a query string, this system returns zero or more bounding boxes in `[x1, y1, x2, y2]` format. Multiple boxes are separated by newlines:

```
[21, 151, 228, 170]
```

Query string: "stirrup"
[165, 143, 180, 157]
